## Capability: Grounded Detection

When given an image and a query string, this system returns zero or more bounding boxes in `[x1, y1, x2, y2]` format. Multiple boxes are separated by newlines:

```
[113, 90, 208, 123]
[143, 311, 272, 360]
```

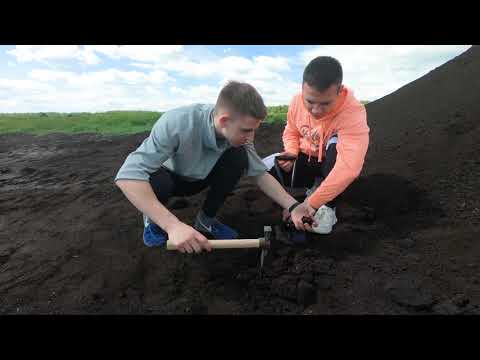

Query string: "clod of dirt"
[349, 224, 379, 233]
[432, 300, 461, 315]
[300, 272, 314, 284]
[271, 275, 298, 301]
[297, 280, 316, 307]
[461, 304, 480, 315]
[451, 294, 470, 308]
[188, 301, 208, 314]
[313, 258, 335, 274]
[405, 253, 422, 263]
[431, 295, 471, 315]
[235, 269, 257, 282]
[338, 205, 375, 223]
[271, 257, 289, 272]
[399, 237, 416, 249]
[0, 255, 11, 266]
[385, 277, 435, 310]
[20, 167, 36, 175]
[276, 246, 294, 257]
[315, 276, 334, 290]
[362, 207, 376, 222]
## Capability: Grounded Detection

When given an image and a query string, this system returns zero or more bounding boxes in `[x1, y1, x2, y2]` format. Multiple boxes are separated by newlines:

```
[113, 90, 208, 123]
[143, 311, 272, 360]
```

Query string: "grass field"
[0, 102, 368, 135]
[0, 106, 289, 135]
[0, 111, 163, 135]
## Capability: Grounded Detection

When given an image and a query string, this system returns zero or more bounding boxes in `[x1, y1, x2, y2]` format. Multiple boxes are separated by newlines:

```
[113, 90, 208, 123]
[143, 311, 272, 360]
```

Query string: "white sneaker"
[312, 205, 337, 234]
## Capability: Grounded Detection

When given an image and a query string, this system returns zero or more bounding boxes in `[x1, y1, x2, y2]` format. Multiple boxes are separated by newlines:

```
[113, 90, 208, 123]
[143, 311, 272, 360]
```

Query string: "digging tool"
[166, 226, 272, 276]
[165, 230, 270, 250]
[164, 221, 308, 274]
[166, 226, 271, 263]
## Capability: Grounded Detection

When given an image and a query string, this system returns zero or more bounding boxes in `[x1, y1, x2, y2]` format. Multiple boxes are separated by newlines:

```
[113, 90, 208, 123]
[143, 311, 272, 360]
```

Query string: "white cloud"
[6, 45, 184, 67]
[149, 70, 173, 84]
[7, 45, 101, 65]
[29, 69, 75, 82]
[167, 85, 219, 105]
[27, 68, 173, 87]
[0, 99, 18, 110]
[170, 86, 188, 95]
[169, 77, 301, 109]
[79, 47, 102, 65]
[239, 78, 301, 106]
[156, 55, 291, 85]
[0, 78, 54, 92]
[85, 45, 184, 63]
[129, 62, 155, 69]
[254, 55, 290, 71]
[0, 77, 57, 112]
[0, 67, 178, 113]
[156, 51, 298, 107]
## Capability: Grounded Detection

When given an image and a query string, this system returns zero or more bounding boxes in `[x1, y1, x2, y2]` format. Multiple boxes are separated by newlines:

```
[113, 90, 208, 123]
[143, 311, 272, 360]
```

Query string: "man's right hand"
[166, 221, 212, 253]
[277, 151, 296, 172]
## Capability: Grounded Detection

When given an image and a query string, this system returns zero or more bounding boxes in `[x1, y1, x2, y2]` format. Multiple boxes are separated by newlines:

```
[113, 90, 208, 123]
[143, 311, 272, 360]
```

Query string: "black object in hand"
[285, 216, 313, 230]
[275, 154, 297, 161]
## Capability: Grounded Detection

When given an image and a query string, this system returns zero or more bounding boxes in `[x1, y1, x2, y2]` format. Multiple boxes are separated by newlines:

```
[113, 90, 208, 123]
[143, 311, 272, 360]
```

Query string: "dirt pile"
[364, 45, 480, 226]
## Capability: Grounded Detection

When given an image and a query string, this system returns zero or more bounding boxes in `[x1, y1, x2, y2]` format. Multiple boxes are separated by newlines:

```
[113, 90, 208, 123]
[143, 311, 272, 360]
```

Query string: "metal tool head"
[263, 225, 272, 248]
[259, 226, 272, 274]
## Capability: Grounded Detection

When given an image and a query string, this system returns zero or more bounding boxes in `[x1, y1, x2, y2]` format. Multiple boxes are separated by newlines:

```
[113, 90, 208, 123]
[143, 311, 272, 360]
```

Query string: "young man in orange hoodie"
[263, 56, 370, 234]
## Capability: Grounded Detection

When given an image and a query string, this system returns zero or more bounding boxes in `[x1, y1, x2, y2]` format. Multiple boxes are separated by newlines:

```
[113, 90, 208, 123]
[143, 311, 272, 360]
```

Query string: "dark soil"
[0, 46, 479, 315]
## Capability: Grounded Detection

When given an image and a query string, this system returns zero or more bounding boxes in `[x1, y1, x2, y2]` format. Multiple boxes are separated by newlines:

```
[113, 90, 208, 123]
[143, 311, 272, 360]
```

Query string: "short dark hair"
[215, 81, 267, 120]
[303, 56, 343, 92]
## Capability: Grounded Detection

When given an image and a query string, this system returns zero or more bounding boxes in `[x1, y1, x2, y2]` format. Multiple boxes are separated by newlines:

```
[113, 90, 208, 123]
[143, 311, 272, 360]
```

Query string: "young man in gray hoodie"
[115, 81, 315, 254]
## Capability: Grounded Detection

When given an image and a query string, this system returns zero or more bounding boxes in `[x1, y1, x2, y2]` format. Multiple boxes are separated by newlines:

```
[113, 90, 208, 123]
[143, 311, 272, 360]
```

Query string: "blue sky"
[0, 45, 471, 113]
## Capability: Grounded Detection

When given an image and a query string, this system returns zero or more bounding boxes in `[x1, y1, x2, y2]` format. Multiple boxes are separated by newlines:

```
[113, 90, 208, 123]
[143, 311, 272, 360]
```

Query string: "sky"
[0, 45, 471, 113]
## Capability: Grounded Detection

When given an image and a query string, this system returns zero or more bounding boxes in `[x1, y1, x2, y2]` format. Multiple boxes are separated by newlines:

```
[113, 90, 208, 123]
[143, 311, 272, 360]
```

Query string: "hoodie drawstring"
[308, 114, 312, 162]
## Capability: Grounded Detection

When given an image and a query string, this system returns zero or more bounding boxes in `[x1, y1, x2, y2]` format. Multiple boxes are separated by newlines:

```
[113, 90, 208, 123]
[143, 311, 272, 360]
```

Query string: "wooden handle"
[166, 238, 264, 250]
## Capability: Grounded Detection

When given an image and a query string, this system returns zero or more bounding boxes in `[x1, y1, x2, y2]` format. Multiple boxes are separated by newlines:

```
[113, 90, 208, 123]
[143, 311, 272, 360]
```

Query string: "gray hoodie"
[114, 103, 268, 182]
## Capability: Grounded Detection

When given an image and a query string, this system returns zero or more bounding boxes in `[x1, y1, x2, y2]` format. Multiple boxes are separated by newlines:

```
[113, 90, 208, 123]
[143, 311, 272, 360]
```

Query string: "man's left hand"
[289, 200, 318, 231]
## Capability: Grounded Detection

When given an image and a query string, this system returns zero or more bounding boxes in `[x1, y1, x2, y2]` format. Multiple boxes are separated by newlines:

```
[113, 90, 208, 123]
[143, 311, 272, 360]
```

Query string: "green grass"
[265, 105, 288, 124]
[0, 108, 287, 135]
[0, 102, 369, 135]
[0, 111, 163, 135]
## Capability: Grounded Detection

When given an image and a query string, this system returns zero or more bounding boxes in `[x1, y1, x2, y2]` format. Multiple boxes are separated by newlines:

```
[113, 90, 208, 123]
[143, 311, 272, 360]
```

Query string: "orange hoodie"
[282, 86, 370, 209]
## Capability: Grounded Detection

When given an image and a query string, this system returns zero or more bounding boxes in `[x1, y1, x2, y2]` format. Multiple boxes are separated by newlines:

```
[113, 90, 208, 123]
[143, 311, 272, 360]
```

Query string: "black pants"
[269, 142, 339, 208]
[149, 147, 248, 217]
